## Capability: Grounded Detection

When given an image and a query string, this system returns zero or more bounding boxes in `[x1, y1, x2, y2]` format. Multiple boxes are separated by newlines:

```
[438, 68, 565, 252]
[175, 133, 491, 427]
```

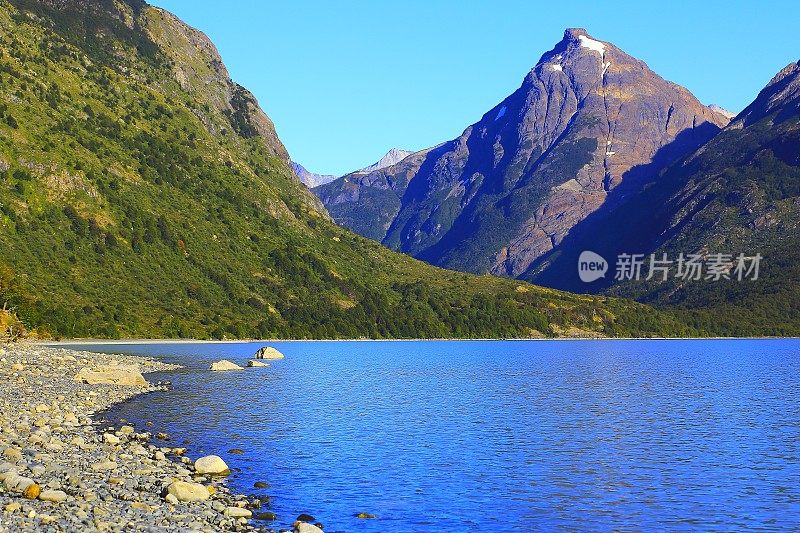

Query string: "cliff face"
[316, 29, 728, 276]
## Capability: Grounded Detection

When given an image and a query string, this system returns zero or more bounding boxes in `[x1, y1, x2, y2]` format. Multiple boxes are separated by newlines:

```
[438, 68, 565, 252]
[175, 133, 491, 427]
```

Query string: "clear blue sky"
[152, 0, 800, 176]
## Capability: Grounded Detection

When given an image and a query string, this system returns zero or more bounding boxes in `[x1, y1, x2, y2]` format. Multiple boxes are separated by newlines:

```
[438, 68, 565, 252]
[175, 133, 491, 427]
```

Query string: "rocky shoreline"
[0, 342, 317, 532]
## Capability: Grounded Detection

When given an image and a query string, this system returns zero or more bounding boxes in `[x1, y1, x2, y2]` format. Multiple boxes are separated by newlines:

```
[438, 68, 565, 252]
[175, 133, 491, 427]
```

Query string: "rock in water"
[254, 346, 284, 360]
[74, 365, 148, 386]
[247, 360, 270, 367]
[294, 522, 324, 533]
[193, 455, 230, 475]
[209, 360, 244, 371]
[165, 481, 210, 502]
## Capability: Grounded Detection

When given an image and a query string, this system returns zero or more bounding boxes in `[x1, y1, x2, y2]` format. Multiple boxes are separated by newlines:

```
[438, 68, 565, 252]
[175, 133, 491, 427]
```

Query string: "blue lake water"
[65, 339, 800, 532]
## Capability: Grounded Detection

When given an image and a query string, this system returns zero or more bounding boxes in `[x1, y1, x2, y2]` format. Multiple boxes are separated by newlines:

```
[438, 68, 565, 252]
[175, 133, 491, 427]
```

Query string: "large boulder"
[254, 346, 284, 360]
[74, 365, 147, 386]
[247, 360, 270, 368]
[193, 455, 230, 475]
[164, 480, 210, 502]
[209, 360, 244, 371]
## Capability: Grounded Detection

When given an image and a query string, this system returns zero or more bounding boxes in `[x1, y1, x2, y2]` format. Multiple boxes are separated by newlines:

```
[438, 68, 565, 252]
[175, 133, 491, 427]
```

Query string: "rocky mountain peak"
[315, 29, 729, 278]
[708, 104, 736, 120]
[733, 60, 800, 127]
[356, 148, 415, 173]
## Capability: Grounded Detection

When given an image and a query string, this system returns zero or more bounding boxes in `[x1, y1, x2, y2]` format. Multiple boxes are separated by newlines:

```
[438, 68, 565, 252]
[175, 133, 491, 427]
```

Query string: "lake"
[66, 339, 800, 532]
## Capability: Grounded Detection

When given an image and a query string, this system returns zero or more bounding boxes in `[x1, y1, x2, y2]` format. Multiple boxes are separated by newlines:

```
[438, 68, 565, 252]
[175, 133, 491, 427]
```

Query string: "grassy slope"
[0, 0, 692, 339]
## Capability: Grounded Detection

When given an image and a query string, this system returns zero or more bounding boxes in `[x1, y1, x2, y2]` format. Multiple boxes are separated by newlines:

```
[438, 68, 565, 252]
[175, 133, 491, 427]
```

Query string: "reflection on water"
[69, 339, 800, 532]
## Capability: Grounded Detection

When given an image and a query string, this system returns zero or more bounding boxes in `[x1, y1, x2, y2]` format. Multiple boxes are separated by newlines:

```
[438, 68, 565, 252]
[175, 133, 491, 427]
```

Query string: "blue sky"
[152, 0, 800, 176]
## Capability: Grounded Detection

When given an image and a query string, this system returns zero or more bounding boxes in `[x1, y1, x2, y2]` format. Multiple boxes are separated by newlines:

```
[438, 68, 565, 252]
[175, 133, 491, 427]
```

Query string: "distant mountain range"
[292, 148, 415, 188]
[291, 162, 337, 188]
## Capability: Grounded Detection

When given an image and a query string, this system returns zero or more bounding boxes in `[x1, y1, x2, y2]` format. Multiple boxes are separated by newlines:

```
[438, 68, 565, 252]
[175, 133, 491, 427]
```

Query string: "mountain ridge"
[316, 28, 727, 278]
[0, 1, 685, 339]
[525, 59, 800, 335]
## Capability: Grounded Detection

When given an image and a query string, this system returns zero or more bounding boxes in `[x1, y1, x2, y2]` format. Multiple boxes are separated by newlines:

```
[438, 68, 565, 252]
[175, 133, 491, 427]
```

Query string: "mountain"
[291, 148, 414, 188]
[527, 60, 800, 336]
[291, 161, 337, 188]
[315, 29, 729, 277]
[0, 1, 685, 339]
[354, 148, 415, 174]
[708, 104, 736, 120]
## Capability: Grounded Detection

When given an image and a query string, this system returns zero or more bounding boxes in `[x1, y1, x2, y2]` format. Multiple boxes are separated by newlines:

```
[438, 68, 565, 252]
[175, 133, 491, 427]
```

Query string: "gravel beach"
[0, 342, 307, 533]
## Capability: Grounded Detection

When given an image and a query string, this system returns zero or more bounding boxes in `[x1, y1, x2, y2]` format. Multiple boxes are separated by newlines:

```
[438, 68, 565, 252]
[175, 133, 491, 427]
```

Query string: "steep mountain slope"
[527, 61, 800, 336]
[316, 29, 729, 277]
[291, 161, 336, 188]
[0, 1, 685, 339]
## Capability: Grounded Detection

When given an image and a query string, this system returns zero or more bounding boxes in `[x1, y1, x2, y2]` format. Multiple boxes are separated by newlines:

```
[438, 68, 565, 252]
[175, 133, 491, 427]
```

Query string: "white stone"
[253, 347, 284, 360]
[193, 455, 230, 476]
[74, 365, 147, 386]
[39, 489, 67, 503]
[165, 480, 210, 502]
[209, 360, 244, 371]
[294, 522, 324, 533]
[247, 360, 270, 368]
[224, 507, 252, 518]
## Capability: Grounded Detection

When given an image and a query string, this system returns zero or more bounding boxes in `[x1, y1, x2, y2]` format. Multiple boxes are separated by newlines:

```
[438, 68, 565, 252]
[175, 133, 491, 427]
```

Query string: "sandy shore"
[0, 342, 307, 532]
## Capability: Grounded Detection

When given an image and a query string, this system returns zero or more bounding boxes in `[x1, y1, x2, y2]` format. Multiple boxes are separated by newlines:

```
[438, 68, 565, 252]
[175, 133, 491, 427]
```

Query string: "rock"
[209, 360, 244, 371]
[193, 455, 230, 475]
[253, 346, 284, 360]
[4, 473, 41, 499]
[4, 501, 22, 513]
[224, 507, 252, 518]
[11, 362, 24, 372]
[253, 511, 277, 521]
[165, 493, 179, 505]
[165, 481, 210, 502]
[2, 447, 22, 461]
[247, 360, 270, 368]
[297, 513, 316, 522]
[39, 489, 68, 503]
[103, 433, 121, 445]
[228, 448, 244, 455]
[91, 461, 118, 472]
[253, 481, 269, 489]
[74, 365, 148, 386]
[130, 502, 152, 512]
[294, 522, 324, 533]
[356, 512, 376, 519]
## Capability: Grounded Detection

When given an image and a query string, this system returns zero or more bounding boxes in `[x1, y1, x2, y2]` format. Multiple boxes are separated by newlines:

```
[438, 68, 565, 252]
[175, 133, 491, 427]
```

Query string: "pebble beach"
[0, 342, 317, 533]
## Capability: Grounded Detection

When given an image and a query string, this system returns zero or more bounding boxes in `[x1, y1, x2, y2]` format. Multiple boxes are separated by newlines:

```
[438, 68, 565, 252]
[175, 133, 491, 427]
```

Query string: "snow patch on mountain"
[578, 35, 606, 55]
